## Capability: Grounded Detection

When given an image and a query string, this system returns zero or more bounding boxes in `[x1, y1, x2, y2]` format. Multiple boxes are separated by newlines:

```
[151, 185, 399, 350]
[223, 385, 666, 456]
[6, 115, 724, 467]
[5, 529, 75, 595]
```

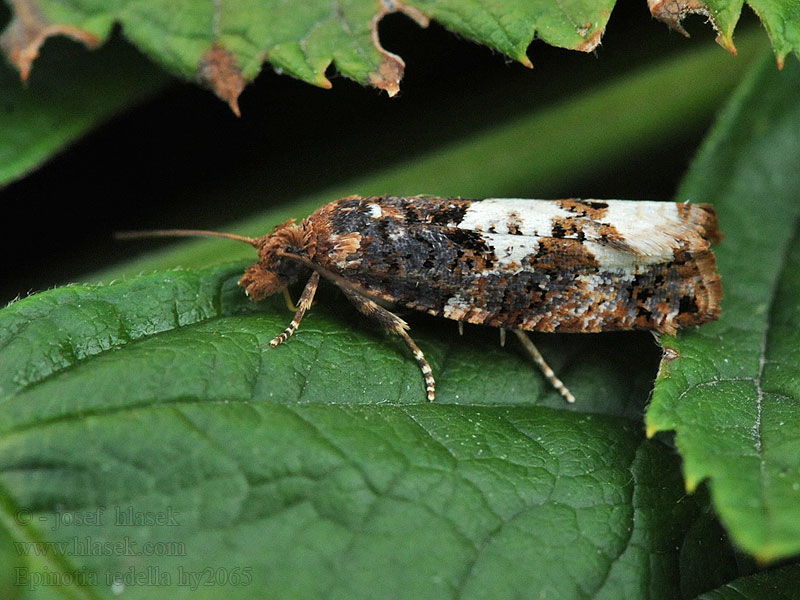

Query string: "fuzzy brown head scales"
[115, 219, 317, 302]
[239, 219, 313, 301]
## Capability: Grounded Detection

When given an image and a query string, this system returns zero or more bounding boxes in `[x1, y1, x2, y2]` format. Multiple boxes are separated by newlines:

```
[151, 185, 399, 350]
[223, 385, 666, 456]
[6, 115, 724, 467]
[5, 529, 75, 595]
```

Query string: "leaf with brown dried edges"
[648, 0, 800, 67]
[0, 0, 797, 113]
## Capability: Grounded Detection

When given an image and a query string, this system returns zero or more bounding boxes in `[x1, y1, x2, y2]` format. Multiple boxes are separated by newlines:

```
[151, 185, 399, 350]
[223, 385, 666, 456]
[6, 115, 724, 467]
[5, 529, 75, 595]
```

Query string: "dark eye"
[276, 257, 306, 283]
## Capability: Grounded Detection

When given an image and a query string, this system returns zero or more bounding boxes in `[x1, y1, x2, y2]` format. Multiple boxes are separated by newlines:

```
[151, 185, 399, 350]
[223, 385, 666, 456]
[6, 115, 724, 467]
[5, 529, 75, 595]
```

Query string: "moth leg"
[270, 271, 320, 347]
[512, 330, 575, 404]
[282, 287, 299, 312]
[499, 327, 507, 348]
[339, 286, 436, 402]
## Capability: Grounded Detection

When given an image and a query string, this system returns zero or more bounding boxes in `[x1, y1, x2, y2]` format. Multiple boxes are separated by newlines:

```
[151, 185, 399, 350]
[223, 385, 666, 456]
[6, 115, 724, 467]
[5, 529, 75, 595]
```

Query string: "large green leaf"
[0, 263, 716, 599]
[647, 55, 800, 560]
[0, 263, 658, 414]
[1, 0, 796, 113]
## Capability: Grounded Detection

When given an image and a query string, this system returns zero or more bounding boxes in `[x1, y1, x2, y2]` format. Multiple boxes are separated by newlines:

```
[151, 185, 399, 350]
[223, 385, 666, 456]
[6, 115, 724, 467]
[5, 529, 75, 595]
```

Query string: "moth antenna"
[115, 229, 258, 247]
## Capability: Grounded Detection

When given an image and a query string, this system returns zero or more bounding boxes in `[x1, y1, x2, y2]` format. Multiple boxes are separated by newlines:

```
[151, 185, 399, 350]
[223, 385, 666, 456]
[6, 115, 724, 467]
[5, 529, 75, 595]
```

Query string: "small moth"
[121, 196, 722, 402]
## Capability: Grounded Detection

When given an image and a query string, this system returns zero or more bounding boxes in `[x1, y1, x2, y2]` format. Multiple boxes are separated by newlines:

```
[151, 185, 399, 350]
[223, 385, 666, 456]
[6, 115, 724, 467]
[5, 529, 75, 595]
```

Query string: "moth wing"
[573, 201, 719, 257]
[462, 199, 717, 260]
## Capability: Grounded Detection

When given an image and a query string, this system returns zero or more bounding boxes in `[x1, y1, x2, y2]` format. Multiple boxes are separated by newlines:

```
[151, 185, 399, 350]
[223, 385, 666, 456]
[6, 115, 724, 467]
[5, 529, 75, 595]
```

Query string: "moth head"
[240, 219, 310, 301]
[115, 219, 312, 302]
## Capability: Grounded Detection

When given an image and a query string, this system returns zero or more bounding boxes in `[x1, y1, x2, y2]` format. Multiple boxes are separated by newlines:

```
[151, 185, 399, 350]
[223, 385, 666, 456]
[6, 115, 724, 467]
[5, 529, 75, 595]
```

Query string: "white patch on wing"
[457, 199, 706, 270]
[481, 232, 540, 270]
[600, 200, 685, 256]
[459, 199, 569, 237]
[586, 240, 666, 269]
[367, 203, 382, 219]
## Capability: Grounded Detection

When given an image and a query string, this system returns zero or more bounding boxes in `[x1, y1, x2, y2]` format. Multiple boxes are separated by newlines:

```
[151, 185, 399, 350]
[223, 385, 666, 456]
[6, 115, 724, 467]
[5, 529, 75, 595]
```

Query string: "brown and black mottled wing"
[306, 196, 722, 335]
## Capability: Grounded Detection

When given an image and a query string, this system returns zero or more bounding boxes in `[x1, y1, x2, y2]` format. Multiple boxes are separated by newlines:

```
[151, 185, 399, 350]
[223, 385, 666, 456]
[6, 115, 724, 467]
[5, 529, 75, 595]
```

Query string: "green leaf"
[0, 0, 608, 112]
[0, 263, 648, 414]
[1, 0, 794, 113]
[744, 0, 800, 66]
[0, 263, 712, 598]
[647, 55, 800, 561]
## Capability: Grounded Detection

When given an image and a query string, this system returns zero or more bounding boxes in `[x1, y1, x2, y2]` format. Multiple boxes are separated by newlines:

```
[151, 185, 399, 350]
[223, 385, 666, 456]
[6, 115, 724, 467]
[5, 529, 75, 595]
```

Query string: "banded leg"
[512, 330, 575, 404]
[270, 272, 320, 347]
[339, 286, 436, 402]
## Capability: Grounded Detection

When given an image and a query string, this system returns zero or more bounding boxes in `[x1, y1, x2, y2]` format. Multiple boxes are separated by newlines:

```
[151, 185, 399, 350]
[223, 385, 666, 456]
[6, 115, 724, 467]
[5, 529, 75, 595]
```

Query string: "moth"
[121, 196, 722, 402]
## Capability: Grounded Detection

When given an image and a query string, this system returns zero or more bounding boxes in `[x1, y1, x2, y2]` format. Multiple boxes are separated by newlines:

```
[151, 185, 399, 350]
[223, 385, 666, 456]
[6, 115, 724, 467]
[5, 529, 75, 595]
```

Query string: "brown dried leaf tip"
[0, 0, 100, 80]
[648, 0, 736, 54]
[369, 1, 431, 96]
[197, 45, 246, 117]
[576, 27, 605, 53]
